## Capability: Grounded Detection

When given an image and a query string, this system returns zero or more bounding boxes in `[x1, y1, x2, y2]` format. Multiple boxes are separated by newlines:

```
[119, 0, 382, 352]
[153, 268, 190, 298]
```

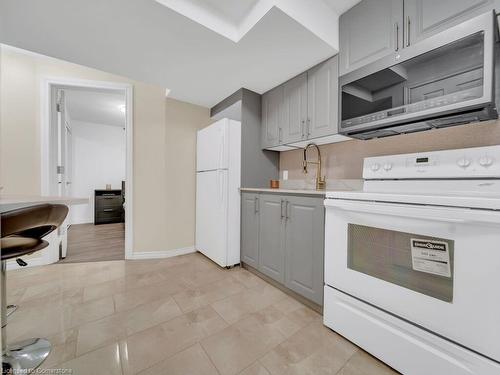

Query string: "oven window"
[347, 224, 454, 302]
[341, 31, 484, 127]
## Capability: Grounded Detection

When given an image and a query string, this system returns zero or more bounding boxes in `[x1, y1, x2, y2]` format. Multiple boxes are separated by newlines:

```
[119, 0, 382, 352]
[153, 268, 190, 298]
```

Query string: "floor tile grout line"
[10, 253, 370, 375]
[199, 341, 223, 375]
[333, 347, 360, 375]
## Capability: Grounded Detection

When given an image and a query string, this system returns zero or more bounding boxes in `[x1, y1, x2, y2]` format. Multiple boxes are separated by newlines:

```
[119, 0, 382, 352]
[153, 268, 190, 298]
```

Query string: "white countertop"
[0, 195, 88, 212]
[241, 179, 364, 196]
[240, 187, 327, 195]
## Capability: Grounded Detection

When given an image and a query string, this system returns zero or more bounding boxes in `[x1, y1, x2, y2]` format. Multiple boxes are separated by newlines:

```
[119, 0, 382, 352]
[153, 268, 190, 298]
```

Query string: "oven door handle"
[326, 199, 500, 225]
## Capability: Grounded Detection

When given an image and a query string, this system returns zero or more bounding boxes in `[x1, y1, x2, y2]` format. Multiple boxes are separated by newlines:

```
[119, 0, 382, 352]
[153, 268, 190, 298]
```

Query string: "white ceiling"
[323, 0, 361, 14]
[195, 0, 260, 25]
[64, 88, 126, 128]
[0, 0, 360, 108]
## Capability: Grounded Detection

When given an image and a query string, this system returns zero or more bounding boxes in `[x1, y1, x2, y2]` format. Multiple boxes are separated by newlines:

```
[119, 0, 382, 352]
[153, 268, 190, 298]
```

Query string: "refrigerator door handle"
[218, 170, 224, 206]
[219, 127, 225, 169]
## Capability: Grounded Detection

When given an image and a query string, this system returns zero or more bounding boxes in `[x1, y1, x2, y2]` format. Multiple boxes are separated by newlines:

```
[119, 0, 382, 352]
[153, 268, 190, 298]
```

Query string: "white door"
[324, 198, 500, 362]
[195, 170, 228, 267]
[53, 89, 73, 197]
[196, 119, 228, 172]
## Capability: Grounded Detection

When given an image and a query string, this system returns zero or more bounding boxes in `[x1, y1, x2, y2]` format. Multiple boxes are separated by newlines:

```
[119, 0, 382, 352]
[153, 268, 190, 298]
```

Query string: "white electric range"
[323, 145, 500, 375]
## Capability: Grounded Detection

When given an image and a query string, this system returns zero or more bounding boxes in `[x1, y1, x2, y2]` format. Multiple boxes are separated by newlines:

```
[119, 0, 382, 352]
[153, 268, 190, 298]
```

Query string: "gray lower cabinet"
[404, 0, 495, 46]
[241, 193, 260, 269]
[339, 0, 403, 76]
[258, 194, 286, 283]
[241, 192, 325, 305]
[284, 196, 325, 305]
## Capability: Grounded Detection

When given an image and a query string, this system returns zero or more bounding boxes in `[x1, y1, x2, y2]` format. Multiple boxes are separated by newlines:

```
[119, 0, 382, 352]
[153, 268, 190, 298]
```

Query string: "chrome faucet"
[303, 143, 326, 190]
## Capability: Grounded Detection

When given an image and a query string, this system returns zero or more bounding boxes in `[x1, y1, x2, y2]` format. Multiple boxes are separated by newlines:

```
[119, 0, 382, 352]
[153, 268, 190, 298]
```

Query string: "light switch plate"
[283, 170, 288, 180]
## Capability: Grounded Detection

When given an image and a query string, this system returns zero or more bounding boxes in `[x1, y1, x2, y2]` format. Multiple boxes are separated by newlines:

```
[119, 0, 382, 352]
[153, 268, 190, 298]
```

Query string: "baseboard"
[70, 218, 93, 225]
[127, 246, 196, 260]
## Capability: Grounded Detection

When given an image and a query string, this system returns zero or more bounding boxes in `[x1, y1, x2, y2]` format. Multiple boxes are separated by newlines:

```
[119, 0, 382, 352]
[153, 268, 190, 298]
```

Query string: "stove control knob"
[479, 156, 494, 167]
[457, 157, 471, 169]
[370, 163, 381, 172]
[383, 163, 393, 171]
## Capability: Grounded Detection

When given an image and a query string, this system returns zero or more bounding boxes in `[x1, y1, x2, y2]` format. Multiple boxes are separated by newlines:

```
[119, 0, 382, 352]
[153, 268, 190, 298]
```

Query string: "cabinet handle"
[307, 119, 311, 137]
[394, 22, 399, 51]
[406, 16, 411, 47]
[301, 120, 305, 139]
[280, 199, 285, 219]
[286, 201, 290, 220]
[254, 197, 259, 213]
[278, 127, 282, 143]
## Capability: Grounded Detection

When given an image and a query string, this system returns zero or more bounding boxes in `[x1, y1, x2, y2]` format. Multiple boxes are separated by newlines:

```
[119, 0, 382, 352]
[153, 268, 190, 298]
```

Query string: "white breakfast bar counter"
[0, 195, 89, 269]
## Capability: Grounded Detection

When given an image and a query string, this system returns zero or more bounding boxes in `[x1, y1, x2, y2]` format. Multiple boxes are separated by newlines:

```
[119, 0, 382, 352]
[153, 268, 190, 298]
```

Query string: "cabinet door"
[241, 193, 260, 269]
[404, 0, 495, 46]
[258, 194, 285, 283]
[339, 0, 403, 75]
[284, 196, 325, 305]
[261, 86, 283, 149]
[282, 73, 308, 144]
[306, 57, 339, 139]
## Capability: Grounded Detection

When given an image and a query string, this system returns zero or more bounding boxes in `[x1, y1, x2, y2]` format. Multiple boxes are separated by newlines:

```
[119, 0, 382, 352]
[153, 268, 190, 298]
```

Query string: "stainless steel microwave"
[339, 11, 499, 140]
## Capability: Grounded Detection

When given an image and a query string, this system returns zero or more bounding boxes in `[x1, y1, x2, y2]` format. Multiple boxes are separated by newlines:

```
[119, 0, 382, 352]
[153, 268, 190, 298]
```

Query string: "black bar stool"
[1, 204, 68, 373]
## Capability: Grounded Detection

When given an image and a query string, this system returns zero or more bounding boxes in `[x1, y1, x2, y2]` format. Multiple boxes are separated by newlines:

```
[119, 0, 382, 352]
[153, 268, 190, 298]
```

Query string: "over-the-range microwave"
[339, 11, 499, 140]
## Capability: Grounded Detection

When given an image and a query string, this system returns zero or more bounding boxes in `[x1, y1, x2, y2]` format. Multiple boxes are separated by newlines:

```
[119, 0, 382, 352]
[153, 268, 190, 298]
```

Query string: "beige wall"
[280, 120, 500, 180]
[164, 98, 209, 250]
[0, 46, 210, 253]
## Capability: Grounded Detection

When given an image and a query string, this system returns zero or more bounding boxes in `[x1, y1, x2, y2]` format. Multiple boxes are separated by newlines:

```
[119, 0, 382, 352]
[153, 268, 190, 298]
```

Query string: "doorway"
[41, 78, 133, 262]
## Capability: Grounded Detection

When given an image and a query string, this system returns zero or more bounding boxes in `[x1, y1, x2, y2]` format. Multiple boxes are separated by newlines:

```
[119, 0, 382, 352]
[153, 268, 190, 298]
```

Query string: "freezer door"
[196, 119, 228, 172]
[196, 170, 228, 267]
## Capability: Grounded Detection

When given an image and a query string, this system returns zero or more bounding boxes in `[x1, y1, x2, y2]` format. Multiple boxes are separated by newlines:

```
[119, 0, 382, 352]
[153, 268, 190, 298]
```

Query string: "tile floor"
[5, 252, 399, 374]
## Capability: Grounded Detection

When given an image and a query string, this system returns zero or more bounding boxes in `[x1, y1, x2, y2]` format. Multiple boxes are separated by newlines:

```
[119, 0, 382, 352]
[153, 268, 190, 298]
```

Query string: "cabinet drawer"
[95, 208, 122, 224]
[96, 195, 122, 206]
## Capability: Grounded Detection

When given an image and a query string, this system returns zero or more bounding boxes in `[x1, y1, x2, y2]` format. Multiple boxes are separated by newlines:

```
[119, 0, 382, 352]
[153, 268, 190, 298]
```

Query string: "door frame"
[40, 77, 134, 259]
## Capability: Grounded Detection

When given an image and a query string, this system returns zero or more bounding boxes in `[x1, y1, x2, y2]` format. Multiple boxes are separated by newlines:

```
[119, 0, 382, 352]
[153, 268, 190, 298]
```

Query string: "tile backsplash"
[280, 120, 500, 180]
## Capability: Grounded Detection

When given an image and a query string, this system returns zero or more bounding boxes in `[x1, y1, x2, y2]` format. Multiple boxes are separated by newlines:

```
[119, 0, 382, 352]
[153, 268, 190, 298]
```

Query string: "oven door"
[324, 198, 500, 362]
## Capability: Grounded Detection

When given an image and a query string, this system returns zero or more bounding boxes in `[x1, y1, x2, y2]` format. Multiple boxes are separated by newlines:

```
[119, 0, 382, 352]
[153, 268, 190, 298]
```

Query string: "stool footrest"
[6, 304, 17, 318]
[2, 338, 51, 372]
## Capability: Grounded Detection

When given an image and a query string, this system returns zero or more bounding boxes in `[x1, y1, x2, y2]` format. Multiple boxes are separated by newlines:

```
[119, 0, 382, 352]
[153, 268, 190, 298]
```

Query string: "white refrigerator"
[196, 118, 241, 268]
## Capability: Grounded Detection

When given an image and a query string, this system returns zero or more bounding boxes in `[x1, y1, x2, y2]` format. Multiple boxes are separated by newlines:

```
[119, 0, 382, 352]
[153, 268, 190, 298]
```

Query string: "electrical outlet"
[283, 170, 288, 180]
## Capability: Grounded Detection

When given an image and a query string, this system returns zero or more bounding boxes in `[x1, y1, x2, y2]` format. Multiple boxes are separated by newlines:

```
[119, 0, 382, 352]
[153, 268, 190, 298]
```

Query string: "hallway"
[60, 223, 124, 263]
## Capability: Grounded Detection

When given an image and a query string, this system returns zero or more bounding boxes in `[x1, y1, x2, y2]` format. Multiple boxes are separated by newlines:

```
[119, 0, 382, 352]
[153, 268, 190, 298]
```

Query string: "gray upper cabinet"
[282, 73, 308, 144]
[339, 0, 497, 76]
[284, 196, 325, 305]
[307, 57, 339, 140]
[404, 0, 495, 46]
[339, 0, 403, 76]
[261, 86, 283, 149]
[241, 192, 260, 269]
[258, 194, 285, 283]
[261, 56, 342, 149]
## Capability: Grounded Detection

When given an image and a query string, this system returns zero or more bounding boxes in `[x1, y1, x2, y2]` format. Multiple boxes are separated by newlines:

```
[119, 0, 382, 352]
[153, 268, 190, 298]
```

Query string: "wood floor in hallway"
[60, 222, 125, 263]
